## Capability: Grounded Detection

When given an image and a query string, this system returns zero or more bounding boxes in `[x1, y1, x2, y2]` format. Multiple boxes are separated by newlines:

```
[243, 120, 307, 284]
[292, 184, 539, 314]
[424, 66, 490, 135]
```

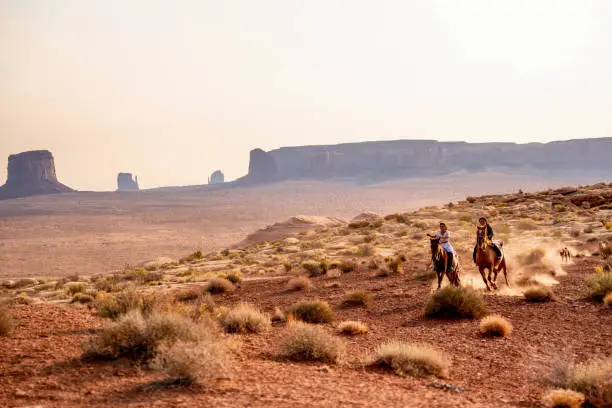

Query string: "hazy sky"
[1, 1, 611, 190]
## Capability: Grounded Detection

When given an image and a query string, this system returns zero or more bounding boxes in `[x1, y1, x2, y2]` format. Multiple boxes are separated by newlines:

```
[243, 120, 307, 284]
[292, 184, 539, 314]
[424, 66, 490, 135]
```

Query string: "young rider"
[428, 222, 455, 271]
[473, 217, 502, 263]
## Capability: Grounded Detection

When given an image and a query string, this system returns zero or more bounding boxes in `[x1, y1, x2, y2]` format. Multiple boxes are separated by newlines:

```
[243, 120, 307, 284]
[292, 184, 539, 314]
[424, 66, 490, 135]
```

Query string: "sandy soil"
[0, 255, 609, 407]
[0, 174, 591, 278]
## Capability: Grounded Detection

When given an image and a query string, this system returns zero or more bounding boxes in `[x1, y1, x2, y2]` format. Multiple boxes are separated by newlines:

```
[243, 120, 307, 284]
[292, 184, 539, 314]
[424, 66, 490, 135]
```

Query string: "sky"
[1, 0, 611, 190]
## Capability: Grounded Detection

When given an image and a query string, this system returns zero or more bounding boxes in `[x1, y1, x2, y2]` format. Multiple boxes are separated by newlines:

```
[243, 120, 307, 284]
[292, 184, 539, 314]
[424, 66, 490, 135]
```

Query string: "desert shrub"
[0, 308, 14, 337]
[286, 300, 334, 323]
[302, 260, 326, 277]
[339, 259, 357, 273]
[283, 263, 293, 273]
[286, 276, 312, 291]
[376, 266, 393, 278]
[219, 303, 270, 334]
[584, 272, 612, 301]
[342, 290, 372, 307]
[386, 256, 404, 274]
[175, 286, 203, 302]
[204, 277, 234, 294]
[151, 338, 232, 385]
[337, 320, 368, 335]
[425, 286, 488, 319]
[83, 310, 207, 361]
[459, 214, 473, 223]
[517, 220, 539, 231]
[368, 342, 450, 378]
[479, 315, 513, 337]
[179, 250, 203, 264]
[413, 221, 428, 230]
[584, 225, 594, 234]
[554, 204, 566, 212]
[223, 270, 242, 284]
[271, 307, 285, 323]
[569, 229, 581, 238]
[280, 322, 345, 363]
[601, 245, 612, 259]
[93, 289, 161, 319]
[71, 293, 94, 304]
[541, 389, 585, 408]
[367, 258, 379, 270]
[415, 268, 437, 281]
[357, 244, 375, 257]
[66, 283, 85, 295]
[605, 221, 612, 230]
[548, 358, 612, 406]
[466, 196, 476, 203]
[523, 286, 554, 302]
[604, 292, 612, 308]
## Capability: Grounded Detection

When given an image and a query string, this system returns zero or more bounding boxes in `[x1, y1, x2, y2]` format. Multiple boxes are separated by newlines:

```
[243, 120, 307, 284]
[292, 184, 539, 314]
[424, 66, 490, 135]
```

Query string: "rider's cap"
[439, 222, 446, 226]
[479, 217, 487, 222]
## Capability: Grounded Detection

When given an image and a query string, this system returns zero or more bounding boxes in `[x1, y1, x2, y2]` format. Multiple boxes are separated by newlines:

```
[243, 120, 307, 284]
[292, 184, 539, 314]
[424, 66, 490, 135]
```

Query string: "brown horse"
[560, 247, 571, 262]
[475, 225, 508, 291]
[430, 237, 460, 289]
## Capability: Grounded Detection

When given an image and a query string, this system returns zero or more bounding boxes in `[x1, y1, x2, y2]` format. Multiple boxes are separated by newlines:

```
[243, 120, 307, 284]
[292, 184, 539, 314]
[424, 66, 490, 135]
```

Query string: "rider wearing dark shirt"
[473, 217, 502, 263]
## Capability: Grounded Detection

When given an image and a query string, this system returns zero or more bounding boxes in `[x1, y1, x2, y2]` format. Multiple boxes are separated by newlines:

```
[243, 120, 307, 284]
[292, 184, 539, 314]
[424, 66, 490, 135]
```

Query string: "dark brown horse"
[430, 237, 460, 289]
[475, 225, 508, 291]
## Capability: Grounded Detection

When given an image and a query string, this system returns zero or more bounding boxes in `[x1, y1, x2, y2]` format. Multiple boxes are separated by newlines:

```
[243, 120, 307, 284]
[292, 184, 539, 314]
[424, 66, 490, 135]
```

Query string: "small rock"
[14, 389, 29, 398]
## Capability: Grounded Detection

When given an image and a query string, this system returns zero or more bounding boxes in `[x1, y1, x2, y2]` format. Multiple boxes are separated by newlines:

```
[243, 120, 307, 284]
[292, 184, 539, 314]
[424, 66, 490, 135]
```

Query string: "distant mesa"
[0, 150, 74, 200]
[208, 170, 225, 185]
[238, 138, 612, 184]
[117, 173, 139, 191]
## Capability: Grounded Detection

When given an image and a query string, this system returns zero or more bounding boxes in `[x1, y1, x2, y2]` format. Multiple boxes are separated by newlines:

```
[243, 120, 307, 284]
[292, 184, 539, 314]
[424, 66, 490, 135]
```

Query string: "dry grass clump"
[280, 322, 345, 363]
[479, 315, 513, 337]
[601, 244, 612, 259]
[337, 320, 368, 335]
[271, 307, 286, 323]
[342, 290, 372, 307]
[541, 389, 585, 408]
[93, 289, 161, 319]
[151, 338, 232, 385]
[302, 260, 327, 277]
[357, 244, 375, 257]
[83, 310, 208, 361]
[425, 286, 488, 319]
[368, 342, 450, 378]
[0, 307, 14, 337]
[339, 259, 358, 273]
[204, 277, 234, 294]
[517, 220, 539, 231]
[219, 270, 242, 284]
[524, 286, 554, 302]
[584, 272, 612, 301]
[219, 303, 271, 334]
[66, 282, 85, 295]
[71, 293, 94, 304]
[286, 276, 313, 291]
[286, 300, 334, 323]
[603, 292, 612, 308]
[375, 266, 393, 278]
[549, 358, 612, 406]
[175, 286, 203, 302]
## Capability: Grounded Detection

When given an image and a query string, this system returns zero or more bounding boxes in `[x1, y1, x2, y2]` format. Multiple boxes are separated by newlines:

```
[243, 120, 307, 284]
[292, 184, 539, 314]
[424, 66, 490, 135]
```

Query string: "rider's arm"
[487, 225, 494, 239]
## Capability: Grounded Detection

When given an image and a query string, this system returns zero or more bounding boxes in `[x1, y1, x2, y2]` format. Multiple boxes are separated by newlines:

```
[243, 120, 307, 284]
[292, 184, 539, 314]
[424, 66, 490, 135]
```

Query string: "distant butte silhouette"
[0, 150, 74, 200]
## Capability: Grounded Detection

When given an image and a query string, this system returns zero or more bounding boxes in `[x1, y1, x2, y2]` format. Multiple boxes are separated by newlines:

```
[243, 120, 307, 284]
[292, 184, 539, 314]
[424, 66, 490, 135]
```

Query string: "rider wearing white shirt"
[429, 222, 455, 271]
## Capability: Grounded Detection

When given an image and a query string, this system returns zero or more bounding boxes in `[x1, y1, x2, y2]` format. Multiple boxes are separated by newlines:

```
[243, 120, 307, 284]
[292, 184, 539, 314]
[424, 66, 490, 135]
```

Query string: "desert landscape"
[1, 181, 611, 407]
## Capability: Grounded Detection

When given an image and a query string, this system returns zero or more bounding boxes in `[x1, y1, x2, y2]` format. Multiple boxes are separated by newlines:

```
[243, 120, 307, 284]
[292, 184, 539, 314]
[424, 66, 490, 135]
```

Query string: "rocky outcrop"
[117, 173, 139, 191]
[208, 170, 225, 185]
[242, 138, 612, 183]
[245, 148, 278, 184]
[0, 150, 74, 200]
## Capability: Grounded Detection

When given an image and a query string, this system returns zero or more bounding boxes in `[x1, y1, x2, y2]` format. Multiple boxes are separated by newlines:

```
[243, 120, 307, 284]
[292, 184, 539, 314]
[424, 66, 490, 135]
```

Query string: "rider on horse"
[428, 222, 455, 271]
[473, 217, 502, 263]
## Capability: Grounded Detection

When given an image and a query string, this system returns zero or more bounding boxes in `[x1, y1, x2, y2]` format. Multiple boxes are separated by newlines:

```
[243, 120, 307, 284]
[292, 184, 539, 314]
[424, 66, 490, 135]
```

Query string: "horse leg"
[488, 266, 498, 290]
[437, 268, 443, 290]
[478, 266, 491, 291]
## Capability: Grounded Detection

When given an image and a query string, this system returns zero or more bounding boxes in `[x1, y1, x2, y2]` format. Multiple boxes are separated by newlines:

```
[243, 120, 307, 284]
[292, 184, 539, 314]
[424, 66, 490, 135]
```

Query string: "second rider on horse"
[473, 217, 502, 263]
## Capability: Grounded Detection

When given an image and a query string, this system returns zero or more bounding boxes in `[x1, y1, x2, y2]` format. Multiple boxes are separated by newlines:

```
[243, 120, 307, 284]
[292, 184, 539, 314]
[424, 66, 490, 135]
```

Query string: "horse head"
[430, 237, 441, 260]
[476, 225, 489, 250]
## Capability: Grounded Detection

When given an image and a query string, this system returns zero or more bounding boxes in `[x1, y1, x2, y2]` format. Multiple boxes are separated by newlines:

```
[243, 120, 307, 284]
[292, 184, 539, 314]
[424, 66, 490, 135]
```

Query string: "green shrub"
[425, 286, 488, 319]
[93, 289, 161, 319]
[286, 301, 334, 323]
[302, 260, 326, 277]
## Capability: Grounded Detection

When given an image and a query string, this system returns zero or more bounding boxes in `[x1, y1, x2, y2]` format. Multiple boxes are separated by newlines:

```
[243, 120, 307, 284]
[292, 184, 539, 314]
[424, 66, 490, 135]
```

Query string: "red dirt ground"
[1, 255, 610, 407]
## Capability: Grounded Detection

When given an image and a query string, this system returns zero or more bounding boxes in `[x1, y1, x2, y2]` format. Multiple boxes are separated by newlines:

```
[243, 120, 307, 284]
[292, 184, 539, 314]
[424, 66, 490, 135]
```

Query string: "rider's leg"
[473, 245, 477, 264]
[447, 251, 454, 271]
[493, 244, 502, 260]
